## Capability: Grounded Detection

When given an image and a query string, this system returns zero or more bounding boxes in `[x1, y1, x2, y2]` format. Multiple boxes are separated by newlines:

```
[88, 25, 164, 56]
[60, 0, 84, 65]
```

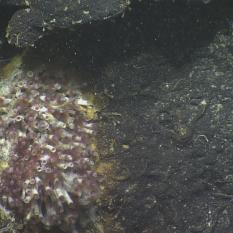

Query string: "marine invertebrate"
[0, 70, 100, 232]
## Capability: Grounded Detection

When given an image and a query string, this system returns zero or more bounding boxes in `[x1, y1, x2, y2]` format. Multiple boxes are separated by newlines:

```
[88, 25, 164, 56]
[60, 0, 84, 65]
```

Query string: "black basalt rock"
[0, 0, 129, 47]
[0, 0, 216, 48]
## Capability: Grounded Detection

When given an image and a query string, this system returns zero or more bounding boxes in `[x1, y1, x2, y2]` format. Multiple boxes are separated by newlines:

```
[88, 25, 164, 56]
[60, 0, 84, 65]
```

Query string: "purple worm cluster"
[0, 71, 99, 230]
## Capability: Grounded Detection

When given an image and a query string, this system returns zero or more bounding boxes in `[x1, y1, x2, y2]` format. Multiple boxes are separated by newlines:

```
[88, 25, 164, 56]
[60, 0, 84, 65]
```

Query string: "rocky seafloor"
[1, 0, 233, 233]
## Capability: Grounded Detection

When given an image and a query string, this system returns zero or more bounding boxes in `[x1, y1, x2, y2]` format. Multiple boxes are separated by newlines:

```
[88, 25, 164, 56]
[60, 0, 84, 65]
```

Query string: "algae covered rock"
[0, 204, 21, 233]
[1, 0, 129, 47]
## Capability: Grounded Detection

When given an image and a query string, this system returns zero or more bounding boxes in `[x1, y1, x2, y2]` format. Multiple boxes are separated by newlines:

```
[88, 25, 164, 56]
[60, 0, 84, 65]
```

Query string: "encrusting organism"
[0, 70, 100, 232]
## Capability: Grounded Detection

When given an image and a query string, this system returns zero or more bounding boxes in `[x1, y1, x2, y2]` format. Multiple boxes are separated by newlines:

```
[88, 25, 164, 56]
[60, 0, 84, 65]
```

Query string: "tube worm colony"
[0, 70, 100, 231]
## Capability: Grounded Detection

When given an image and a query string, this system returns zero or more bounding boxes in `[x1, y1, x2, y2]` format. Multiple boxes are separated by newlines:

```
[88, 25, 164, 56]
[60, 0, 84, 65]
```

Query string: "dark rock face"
[0, 0, 216, 48]
[0, 0, 23, 5]
[95, 1, 233, 232]
[0, 0, 129, 47]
